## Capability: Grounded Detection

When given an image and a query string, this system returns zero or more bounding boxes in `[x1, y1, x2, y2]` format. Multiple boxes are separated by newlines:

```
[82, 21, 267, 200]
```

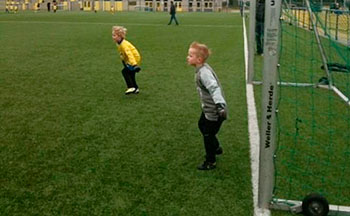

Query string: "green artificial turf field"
[0, 11, 255, 215]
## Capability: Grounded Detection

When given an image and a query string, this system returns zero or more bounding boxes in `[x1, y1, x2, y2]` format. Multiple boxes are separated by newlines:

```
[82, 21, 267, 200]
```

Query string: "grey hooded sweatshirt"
[195, 63, 227, 121]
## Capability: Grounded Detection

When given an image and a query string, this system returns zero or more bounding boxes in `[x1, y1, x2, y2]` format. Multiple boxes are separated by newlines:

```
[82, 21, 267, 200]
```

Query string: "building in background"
[3, 0, 227, 12]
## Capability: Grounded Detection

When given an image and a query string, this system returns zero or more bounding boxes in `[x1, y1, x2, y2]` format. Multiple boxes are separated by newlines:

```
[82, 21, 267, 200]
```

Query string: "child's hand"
[133, 66, 141, 72]
[126, 64, 141, 72]
[216, 103, 227, 120]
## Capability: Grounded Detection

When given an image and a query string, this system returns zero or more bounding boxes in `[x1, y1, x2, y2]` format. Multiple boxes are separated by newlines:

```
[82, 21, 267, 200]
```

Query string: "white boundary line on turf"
[242, 16, 271, 216]
[0, 20, 241, 29]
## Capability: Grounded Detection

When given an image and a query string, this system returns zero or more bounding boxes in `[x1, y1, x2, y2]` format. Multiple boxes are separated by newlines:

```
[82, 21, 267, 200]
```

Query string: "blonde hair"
[189, 42, 211, 61]
[112, 26, 127, 38]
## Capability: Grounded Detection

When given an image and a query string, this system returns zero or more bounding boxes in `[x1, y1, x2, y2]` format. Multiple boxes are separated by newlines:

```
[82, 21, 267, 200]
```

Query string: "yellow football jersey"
[117, 39, 141, 66]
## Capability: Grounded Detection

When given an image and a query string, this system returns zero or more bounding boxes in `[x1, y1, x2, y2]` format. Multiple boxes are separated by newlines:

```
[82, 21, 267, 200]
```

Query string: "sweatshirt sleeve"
[199, 68, 226, 105]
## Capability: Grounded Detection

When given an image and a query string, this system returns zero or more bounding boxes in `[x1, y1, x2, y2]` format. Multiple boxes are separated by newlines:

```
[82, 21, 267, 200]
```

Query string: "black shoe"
[216, 147, 223, 155]
[197, 161, 216, 170]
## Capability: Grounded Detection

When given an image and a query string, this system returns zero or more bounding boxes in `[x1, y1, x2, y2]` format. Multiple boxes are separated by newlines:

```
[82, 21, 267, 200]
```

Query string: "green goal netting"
[248, 0, 350, 214]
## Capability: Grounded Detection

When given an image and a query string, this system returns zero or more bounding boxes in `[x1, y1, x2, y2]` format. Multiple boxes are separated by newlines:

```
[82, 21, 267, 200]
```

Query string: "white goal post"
[257, 0, 282, 210]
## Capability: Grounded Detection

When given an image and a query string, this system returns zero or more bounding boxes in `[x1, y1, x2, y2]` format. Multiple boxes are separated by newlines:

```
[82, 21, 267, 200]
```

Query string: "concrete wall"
[138, 0, 223, 12]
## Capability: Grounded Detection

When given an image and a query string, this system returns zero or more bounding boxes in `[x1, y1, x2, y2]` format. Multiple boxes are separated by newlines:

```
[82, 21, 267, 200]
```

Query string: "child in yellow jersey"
[112, 26, 142, 95]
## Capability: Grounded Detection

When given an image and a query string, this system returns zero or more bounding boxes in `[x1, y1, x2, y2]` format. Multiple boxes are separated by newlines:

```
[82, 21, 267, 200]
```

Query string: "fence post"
[325, 9, 328, 36]
[303, 7, 306, 28]
[336, 12, 339, 40]
[247, 0, 257, 84]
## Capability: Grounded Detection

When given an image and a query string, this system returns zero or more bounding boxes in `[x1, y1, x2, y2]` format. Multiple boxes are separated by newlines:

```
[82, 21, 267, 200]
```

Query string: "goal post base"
[271, 198, 350, 216]
[252, 81, 350, 106]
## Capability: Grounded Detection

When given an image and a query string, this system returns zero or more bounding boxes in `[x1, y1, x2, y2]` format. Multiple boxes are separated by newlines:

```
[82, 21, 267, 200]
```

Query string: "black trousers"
[198, 112, 224, 163]
[121, 66, 138, 89]
[255, 22, 264, 54]
[168, 14, 179, 25]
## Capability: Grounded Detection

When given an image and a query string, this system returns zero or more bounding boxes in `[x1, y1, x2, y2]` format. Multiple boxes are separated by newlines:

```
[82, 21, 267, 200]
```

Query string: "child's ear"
[197, 57, 204, 64]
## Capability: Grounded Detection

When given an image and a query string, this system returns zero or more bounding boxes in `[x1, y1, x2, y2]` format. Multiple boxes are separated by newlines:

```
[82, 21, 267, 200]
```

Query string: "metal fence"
[283, 6, 350, 45]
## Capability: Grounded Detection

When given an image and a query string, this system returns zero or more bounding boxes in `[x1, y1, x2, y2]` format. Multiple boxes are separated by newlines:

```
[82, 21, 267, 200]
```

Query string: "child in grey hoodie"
[187, 42, 227, 170]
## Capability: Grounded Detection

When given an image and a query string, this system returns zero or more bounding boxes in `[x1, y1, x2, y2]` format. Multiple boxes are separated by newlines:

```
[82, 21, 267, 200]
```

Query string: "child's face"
[112, 32, 122, 43]
[187, 48, 202, 67]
